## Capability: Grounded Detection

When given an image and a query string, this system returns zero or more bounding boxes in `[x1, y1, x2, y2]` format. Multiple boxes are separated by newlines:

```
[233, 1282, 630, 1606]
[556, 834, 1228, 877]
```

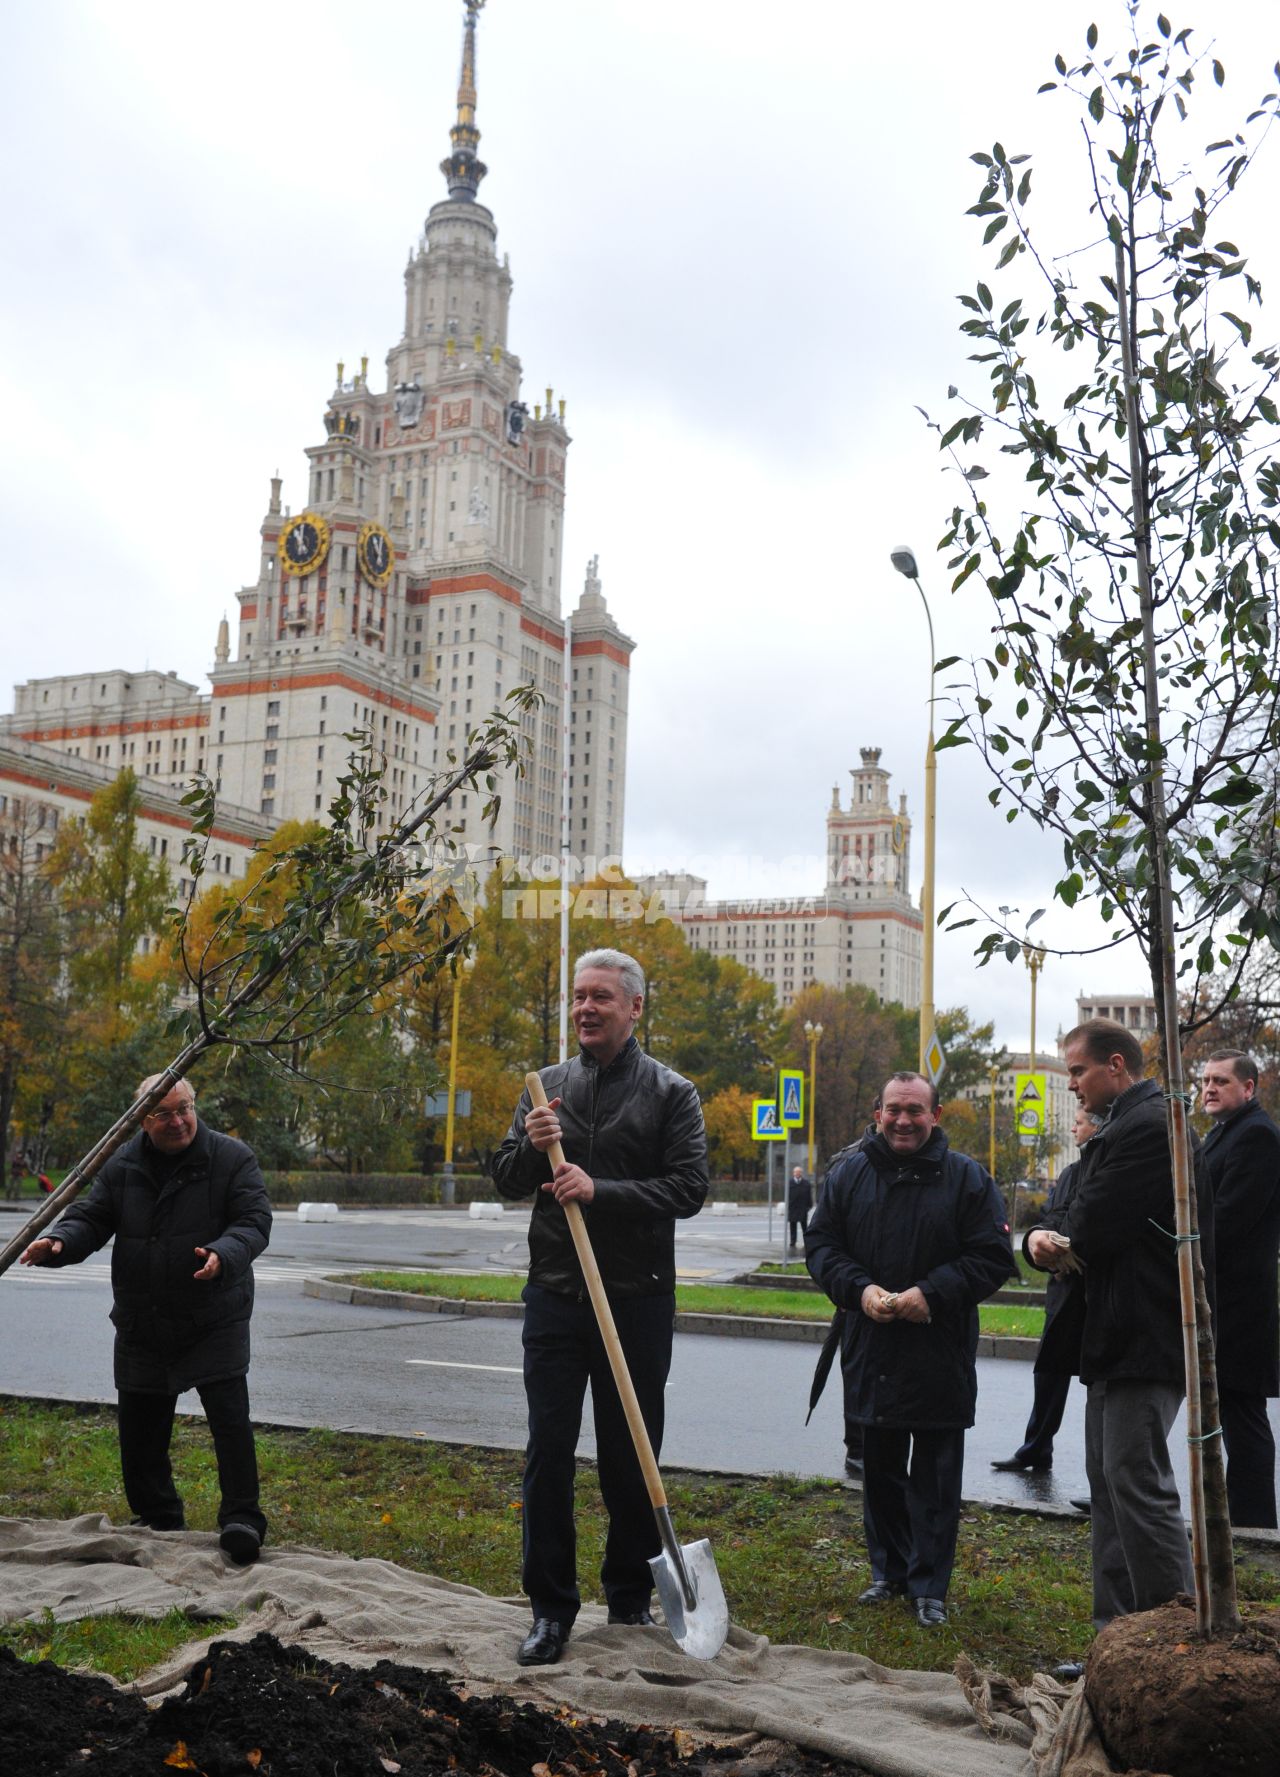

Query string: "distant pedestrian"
[806, 1072, 1013, 1627]
[786, 1165, 812, 1252]
[1200, 1049, 1280, 1528]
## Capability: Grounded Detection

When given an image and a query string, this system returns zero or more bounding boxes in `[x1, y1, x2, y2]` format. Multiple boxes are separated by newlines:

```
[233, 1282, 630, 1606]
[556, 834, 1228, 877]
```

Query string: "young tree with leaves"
[930, 7, 1280, 1636]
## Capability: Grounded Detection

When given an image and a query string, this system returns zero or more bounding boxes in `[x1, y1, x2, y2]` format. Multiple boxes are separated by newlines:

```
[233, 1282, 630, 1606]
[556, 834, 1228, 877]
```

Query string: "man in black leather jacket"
[20, 1074, 272, 1565]
[492, 948, 708, 1666]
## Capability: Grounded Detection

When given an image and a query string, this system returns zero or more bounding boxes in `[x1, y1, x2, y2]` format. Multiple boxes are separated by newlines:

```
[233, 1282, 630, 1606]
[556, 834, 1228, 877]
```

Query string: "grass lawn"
[346, 1271, 1047, 1340]
[9, 1398, 1276, 1690]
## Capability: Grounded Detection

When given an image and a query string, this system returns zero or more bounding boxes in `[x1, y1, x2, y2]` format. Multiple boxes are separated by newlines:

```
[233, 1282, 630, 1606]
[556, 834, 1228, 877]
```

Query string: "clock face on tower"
[357, 521, 395, 588]
[277, 512, 330, 578]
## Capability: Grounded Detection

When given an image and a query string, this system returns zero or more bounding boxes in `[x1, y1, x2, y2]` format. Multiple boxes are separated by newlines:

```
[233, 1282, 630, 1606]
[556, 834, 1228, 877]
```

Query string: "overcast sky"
[4, 0, 1278, 1053]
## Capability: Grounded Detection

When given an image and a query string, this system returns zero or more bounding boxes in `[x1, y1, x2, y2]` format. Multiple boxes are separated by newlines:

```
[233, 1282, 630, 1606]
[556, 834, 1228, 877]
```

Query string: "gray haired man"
[492, 949, 709, 1665]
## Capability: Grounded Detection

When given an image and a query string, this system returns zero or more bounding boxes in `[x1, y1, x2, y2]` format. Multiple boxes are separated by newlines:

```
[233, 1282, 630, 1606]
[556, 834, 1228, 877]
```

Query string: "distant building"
[0, 3, 631, 869]
[638, 747, 923, 1008]
[1074, 993, 1158, 1037]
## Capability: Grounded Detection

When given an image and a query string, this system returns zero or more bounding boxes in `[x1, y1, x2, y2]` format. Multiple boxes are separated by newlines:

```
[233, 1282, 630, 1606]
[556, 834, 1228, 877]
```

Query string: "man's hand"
[861, 1283, 897, 1322]
[525, 1097, 564, 1154]
[892, 1285, 931, 1324]
[19, 1237, 62, 1266]
[1027, 1228, 1065, 1271]
[543, 1162, 595, 1207]
[193, 1247, 222, 1281]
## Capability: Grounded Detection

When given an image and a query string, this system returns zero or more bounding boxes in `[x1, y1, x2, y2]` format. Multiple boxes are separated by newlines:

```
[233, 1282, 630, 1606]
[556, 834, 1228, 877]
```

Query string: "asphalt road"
[3, 1204, 1274, 1515]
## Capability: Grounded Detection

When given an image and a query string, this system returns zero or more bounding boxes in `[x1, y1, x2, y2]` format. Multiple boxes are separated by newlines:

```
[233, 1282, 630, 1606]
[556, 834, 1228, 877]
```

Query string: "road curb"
[303, 1278, 1041, 1360]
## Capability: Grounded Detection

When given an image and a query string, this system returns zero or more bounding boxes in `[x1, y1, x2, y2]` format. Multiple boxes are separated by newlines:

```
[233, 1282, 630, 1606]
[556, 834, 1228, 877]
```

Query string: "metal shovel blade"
[649, 1532, 729, 1661]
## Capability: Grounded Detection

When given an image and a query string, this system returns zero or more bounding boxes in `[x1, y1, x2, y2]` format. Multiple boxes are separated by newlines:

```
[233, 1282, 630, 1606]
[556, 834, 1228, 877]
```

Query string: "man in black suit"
[1201, 1049, 1280, 1528]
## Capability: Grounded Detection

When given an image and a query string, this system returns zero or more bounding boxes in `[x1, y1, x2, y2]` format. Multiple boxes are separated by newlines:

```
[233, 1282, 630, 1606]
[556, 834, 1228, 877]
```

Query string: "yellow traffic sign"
[1014, 1071, 1047, 1136]
[778, 1069, 804, 1127]
[752, 1098, 786, 1141]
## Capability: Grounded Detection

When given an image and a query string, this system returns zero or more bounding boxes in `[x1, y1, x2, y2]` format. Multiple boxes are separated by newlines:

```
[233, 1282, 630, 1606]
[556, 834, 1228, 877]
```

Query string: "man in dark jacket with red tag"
[1027, 1018, 1212, 1628]
[492, 948, 708, 1667]
[1200, 1049, 1280, 1528]
[20, 1074, 271, 1565]
[805, 1071, 1014, 1628]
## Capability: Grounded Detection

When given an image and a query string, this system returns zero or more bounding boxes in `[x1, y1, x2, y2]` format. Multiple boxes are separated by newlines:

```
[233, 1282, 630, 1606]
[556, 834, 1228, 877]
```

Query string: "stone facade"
[1, 2, 632, 871]
[640, 748, 923, 1009]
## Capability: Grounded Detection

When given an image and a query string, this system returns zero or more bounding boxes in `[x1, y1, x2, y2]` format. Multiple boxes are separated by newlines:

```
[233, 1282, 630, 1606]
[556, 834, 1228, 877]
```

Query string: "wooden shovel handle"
[524, 1071, 668, 1511]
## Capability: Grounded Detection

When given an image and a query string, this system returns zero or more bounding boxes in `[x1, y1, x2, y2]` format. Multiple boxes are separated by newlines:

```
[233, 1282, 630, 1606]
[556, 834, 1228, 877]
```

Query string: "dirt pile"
[1086, 1597, 1280, 1776]
[1, 1631, 875, 1777]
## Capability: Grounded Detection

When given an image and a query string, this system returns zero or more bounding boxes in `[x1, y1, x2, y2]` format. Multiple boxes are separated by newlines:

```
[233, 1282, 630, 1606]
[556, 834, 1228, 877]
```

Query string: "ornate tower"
[209, 0, 633, 865]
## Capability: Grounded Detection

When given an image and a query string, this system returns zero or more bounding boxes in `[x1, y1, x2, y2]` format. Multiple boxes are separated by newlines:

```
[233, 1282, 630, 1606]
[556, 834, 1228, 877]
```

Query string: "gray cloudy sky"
[4, 0, 1278, 1052]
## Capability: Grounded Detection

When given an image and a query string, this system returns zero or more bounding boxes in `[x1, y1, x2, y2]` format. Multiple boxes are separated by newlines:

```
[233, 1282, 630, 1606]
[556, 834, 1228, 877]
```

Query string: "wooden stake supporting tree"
[924, 5, 1280, 1690]
[0, 695, 537, 1278]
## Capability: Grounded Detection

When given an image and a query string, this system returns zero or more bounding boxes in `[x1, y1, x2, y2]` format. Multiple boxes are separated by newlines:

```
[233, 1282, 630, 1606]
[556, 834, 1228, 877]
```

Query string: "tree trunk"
[1115, 236, 1239, 1634]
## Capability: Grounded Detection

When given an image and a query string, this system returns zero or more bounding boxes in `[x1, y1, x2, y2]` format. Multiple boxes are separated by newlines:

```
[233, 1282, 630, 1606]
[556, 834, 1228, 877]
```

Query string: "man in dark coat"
[20, 1075, 272, 1564]
[492, 948, 709, 1667]
[1027, 1018, 1212, 1629]
[991, 1107, 1098, 1474]
[805, 1071, 1014, 1627]
[786, 1165, 813, 1252]
[1200, 1049, 1280, 1528]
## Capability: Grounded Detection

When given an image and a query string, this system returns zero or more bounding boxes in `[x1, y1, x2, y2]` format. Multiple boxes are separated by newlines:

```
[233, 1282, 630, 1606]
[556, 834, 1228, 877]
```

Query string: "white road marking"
[405, 1358, 522, 1375]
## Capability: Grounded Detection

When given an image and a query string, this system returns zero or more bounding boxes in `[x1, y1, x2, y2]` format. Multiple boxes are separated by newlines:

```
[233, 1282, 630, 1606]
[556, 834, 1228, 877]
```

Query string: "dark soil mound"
[1086, 1597, 1280, 1777]
[0, 1631, 873, 1777]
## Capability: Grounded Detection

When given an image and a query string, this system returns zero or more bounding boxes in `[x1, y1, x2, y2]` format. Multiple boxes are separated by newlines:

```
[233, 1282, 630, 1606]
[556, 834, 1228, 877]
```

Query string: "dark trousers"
[787, 1216, 808, 1251]
[1012, 1371, 1073, 1467]
[861, 1425, 965, 1601]
[520, 1282, 673, 1628]
[1220, 1388, 1278, 1529]
[117, 1374, 266, 1539]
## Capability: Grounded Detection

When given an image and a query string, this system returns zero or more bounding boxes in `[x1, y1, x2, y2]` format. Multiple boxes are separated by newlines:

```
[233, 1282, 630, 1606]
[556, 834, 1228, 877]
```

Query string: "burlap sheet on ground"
[1, 1514, 1117, 1777]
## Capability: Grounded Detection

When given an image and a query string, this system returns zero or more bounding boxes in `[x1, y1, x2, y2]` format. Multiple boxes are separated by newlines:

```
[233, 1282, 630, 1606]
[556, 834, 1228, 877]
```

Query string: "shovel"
[523, 1071, 729, 1660]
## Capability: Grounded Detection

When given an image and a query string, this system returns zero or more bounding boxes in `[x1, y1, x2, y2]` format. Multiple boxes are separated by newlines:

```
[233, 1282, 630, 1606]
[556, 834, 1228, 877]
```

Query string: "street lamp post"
[1022, 942, 1046, 1074]
[890, 547, 936, 1076]
[803, 1019, 823, 1176]
[441, 952, 476, 1205]
[988, 1060, 1000, 1181]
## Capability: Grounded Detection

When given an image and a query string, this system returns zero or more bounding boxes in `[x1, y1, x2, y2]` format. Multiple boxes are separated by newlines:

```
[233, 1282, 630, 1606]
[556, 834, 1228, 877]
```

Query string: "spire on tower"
[440, 0, 489, 203]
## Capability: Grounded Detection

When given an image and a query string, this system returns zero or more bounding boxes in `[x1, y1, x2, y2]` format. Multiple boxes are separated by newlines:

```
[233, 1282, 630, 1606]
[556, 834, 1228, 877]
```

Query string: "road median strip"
[305, 1276, 1040, 1359]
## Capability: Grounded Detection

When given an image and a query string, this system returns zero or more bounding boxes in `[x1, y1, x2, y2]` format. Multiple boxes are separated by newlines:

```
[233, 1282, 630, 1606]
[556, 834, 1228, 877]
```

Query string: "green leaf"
[1086, 23, 1098, 50]
[1088, 86, 1104, 122]
[983, 215, 1009, 244]
[1213, 59, 1225, 87]
[977, 282, 993, 311]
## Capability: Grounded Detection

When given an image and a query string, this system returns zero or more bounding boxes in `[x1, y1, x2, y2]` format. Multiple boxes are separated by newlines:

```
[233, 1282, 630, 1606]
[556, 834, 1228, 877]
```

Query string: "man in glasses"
[20, 1075, 272, 1564]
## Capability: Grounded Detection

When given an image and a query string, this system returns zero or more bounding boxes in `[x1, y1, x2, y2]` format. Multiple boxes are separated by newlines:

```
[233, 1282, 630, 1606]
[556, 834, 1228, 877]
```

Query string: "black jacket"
[491, 1037, 708, 1299]
[1058, 1079, 1212, 1387]
[1022, 1158, 1086, 1377]
[786, 1174, 813, 1221]
[1202, 1097, 1280, 1397]
[804, 1129, 1014, 1429]
[48, 1120, 272, 1393]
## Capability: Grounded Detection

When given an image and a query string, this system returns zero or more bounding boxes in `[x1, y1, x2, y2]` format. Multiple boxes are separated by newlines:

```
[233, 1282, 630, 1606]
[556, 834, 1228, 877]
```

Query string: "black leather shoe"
[516, 1619, 570, 1666]
[1052, 1660, 1085, 1682]
[844, 1456, 864, 1480]
[607, 1609, 655, 1626]
[130, 1515, 185, 1532]
[1069, 1497, 1092, 1514]
[913, 1597, 948, 1627]
[219, 1522, 262, 1565]
[857, 1580, 907, 1604]
[990, 1456, 1051, 1472]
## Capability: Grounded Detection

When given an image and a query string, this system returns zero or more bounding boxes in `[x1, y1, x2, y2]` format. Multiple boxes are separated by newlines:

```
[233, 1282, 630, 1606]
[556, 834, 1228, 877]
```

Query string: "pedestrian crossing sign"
[1014, 1071, 1047, 1136]
[778, 1068, 804, 1127]
[752, 1098, 786, 1141]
